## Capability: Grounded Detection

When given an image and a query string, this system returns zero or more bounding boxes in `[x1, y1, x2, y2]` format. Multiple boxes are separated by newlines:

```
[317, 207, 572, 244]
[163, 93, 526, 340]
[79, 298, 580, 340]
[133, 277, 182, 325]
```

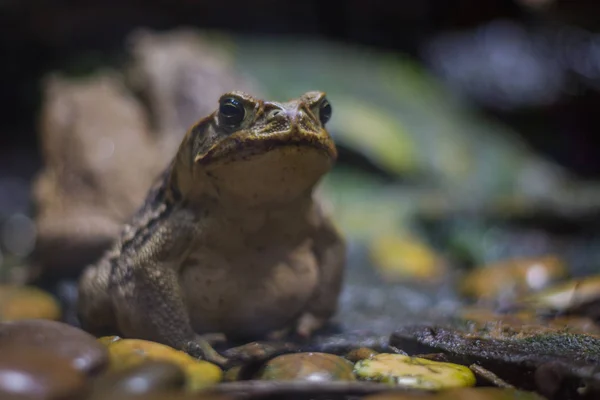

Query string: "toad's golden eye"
[319, 98, 332, 125]
[219, 97, 245, 127]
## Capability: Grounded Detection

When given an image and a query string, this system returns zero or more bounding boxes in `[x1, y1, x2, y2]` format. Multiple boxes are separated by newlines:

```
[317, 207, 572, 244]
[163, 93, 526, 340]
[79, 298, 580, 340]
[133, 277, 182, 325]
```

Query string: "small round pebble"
[370, 234, 446, 283]
[354, 353, 475, 390]
[345, 347, 380, 363]
[105, 339, 222, 390]
[0, 285, 61, 321]
[0, 346, 88, 400]
[460, 255, 567, 302]
[0, 319, 109, 374]
[517, 275, 600, 312]
[90, 361, 186, 398]
[91, 393, 233, 400]
[259, 352, 356, 382]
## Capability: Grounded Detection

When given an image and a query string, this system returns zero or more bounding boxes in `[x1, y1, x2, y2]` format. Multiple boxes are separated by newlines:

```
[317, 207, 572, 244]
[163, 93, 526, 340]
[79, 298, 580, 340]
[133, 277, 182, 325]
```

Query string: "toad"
[77, 91, 346, 365]
[32, 73, 164, 278]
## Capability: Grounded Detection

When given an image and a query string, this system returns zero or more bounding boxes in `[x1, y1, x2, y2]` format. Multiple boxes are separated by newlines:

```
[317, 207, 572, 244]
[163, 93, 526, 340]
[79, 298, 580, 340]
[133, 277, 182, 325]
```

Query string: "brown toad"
[77, 91, 346, 365]
[32, 73, 165, 278]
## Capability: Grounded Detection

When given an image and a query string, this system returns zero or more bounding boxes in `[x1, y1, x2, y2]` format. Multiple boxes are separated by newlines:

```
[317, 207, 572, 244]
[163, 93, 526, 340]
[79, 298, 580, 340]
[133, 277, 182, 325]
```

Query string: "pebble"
[90, 361, 186, 398]
[370, 234, 446, 283]
[0, 346, 87, 399]
[460, 255, 567, 303]
[345, 347, 379, 362]
[104, 338, 222, 390]
[98, 335, 122, 346]
[354, 353, 476, 390]
[0, 319, 109, 374]
[0, 285, 61, 321]
[259, 352, 356, 382]
[364, 387, 545, 399]
[516, 275, 600, 312]
[90, 393, 233, 400]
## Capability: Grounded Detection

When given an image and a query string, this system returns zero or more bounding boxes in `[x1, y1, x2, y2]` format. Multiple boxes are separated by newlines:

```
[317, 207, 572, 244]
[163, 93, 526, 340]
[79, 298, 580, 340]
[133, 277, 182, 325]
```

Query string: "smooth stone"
[97, 335, 122, 346]
[345, 347, 380, 363]
[365, 387, 545, 399]
[92, 394, 232, 400]
[517, 274, 600, 312]
[90, 361, 185, 398]
[0, 346, 88, 399]
[460, 255, 567, 303]
[0, 319, 109, 375]
[259, 352, 356, 382]
[369, 234, 447, 283]
[0, 285, 61, 321]
[105, 339, 222, 390]
[354, 353, 476, 390]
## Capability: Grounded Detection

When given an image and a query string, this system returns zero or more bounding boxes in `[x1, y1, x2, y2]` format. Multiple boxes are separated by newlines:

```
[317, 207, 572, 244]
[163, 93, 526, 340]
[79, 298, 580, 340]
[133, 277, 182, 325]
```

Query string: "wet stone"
[104, 339, 222, 390]
[515, 275, 600, 319]
[365, 387, 545, 399]
[354, 353, 475, 390]
[90, 361, 186, 399]
[391, 324, 600, 397]
[91, 393, 233, 400]
[460, 255, 567, 305]
[259, 352, 356, 382]
[459, 307, 600, 338]
[0, 285, 61, 321]
[0, 319, 109, 375]
[98, 335, 122, 346]
[346, 347, 380, 363]
[370, 234, 447, 283]
[0, 346, 88, 400]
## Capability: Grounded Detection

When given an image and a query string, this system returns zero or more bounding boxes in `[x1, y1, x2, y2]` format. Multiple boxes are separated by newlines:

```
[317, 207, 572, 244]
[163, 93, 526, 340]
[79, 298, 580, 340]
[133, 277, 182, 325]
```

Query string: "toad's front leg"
[106, 209, 229, 367]
[111, 262, 228, 366]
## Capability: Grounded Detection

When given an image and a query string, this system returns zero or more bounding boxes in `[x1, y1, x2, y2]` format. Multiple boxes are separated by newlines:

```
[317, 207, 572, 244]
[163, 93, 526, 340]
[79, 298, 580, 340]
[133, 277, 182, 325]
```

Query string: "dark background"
[1, 0, 599, 179]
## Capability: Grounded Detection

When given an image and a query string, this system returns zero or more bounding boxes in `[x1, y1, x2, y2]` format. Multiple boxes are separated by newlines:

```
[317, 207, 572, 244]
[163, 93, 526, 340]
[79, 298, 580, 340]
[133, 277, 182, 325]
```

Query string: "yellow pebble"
[0, 285, 61, 321]
[365, 387, 544, 399]
[98, 335, 122, 346]
[354, 353, 476, 390]
[105, 339, 222, 390]
[370, 235, 445, 282]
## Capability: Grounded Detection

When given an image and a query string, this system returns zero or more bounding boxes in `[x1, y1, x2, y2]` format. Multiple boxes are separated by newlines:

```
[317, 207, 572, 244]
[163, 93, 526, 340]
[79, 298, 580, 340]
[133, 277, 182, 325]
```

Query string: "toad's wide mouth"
[194, 131, 337, 166]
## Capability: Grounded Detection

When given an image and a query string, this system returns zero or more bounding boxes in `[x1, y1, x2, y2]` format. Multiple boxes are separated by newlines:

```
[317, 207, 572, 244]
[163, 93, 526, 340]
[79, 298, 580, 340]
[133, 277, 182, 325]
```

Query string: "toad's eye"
[219, 97, 245, 127]
[319, 98, 332, 125]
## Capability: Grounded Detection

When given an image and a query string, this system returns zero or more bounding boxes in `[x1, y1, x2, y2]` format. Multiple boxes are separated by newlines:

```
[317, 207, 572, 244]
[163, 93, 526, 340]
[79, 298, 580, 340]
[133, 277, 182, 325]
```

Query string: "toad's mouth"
[195, 131, 337, 166]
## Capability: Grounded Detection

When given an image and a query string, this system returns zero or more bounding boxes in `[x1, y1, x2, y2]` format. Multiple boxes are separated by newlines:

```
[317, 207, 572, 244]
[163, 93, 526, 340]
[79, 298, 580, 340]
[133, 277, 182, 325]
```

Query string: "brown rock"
[0, 319, 109, 375]
[259, 352, 356, 382]
[345, 347, 379, 362]
[97, 395, 232, 400]
[0, 346, 88, 400]
[460, 255, 567, 304]
[90, 361, 185, 398]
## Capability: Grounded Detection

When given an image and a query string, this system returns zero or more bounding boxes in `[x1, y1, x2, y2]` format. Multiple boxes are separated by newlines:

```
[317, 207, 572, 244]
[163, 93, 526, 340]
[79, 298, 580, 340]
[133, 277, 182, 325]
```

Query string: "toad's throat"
[195, 131, 337, 165]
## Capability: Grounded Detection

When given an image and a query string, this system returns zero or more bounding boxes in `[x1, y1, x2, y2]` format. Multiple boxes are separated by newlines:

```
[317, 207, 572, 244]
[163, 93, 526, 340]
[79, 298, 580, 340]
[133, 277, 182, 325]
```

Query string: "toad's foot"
[198, 332, 228, 345]
[265, 326, 292, 341]
[185, 336, 229, 367]
[295, 312, 327, 339]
